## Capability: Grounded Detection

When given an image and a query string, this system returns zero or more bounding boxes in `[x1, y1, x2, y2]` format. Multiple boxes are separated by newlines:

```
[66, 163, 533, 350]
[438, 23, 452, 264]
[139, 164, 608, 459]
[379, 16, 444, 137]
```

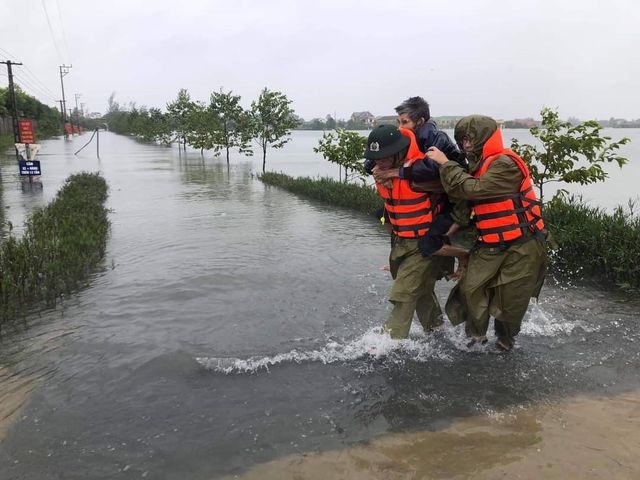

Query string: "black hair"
[394, 96, 431, 123]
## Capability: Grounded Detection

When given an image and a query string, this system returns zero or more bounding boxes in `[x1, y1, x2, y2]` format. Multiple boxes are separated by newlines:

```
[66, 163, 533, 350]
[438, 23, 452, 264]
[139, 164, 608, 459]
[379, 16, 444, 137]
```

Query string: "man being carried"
[365, 124, 459, 339]
[366, 97, 470, 278]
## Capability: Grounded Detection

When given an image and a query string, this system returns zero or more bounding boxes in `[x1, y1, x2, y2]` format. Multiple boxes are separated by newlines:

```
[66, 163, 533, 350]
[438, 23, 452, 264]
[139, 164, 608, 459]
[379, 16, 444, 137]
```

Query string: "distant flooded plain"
[0, 130, 639, 479]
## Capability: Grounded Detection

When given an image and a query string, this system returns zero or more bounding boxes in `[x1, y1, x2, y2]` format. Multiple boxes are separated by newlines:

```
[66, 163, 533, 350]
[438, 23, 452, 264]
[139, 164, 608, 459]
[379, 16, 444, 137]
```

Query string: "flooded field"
[0, 131, 639, 479]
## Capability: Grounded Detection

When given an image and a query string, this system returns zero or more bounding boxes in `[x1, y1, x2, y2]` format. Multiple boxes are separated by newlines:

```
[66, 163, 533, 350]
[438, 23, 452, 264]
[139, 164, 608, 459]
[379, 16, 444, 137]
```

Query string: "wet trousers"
[384, 236, 452, 339]
[446, 236, 547, 343]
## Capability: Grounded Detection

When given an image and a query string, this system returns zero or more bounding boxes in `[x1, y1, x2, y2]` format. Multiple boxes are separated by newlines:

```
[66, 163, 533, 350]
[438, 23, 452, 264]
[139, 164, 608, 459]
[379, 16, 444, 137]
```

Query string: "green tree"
[0, 86, 61, 139]
[103, 93, 133, 135]
[209, 89, 252, 164]
[185, 101, 219, 156]
[511, 107, 630, 203]
[309, 118, 324, 130]
[249, 88, 299, 173]
[107, 91, 120, 113]
[147, 108, 173, 145]
[129, 106, 172, 145]
[325, 114, 336, 130]
[314, 128, 367, 183]
[166, 88, 195, 151]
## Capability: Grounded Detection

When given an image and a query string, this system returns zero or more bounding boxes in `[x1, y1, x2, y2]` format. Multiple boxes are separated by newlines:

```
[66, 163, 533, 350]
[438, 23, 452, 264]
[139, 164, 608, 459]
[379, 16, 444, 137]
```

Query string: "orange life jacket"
[471, 128, 545, 246]
[375, 128, 435, 238]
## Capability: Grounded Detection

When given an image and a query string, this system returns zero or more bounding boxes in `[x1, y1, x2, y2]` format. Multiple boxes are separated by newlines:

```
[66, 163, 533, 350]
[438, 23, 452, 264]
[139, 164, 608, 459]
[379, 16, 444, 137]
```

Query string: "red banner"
[18, 119, 35, 144]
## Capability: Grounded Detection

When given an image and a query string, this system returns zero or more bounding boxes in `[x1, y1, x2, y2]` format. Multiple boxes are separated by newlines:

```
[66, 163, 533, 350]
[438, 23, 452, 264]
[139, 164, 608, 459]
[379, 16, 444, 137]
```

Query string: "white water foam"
[520, 302, 598, 336]
[196, 326, 452, 374]
[197, 304, 596, 374]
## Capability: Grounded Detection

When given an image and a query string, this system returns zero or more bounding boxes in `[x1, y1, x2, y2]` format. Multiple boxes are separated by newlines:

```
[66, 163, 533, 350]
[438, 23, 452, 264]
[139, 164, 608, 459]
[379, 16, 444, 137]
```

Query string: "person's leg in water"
[415, 259, 445, 331]
[494, 319, 520, 351]
[489, 238, 547, 351]
[457, 248, 504, 347]
[384, 300, 416, 339]
[384, 238, 441, 339]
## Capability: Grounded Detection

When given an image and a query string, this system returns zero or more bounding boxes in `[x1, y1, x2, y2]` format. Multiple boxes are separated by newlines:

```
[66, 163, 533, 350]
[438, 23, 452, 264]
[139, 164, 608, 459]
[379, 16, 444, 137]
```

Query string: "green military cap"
[364, 125, 410, 160]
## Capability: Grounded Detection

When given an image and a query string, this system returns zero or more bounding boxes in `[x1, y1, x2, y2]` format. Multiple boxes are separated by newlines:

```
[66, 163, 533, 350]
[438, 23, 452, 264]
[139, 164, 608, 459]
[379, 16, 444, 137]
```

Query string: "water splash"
[521, 302, 598, 336]
[196, 326, 452, 374]
[196, 303, 596, 374]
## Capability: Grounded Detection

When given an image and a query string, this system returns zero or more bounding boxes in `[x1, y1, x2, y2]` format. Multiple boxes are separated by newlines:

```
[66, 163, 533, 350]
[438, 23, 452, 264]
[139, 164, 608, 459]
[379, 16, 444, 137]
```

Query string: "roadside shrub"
[0, 172, 110, 330]
[544, 196, 640, 290]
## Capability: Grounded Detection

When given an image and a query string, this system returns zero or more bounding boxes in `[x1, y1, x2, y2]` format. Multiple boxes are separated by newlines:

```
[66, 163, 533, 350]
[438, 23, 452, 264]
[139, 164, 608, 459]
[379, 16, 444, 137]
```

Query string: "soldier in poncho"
[426, 115, 548, 351]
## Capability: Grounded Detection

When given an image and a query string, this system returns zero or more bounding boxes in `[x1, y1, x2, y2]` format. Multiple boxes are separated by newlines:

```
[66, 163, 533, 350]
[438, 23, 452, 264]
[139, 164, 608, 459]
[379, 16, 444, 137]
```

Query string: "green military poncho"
[438, 116, 548, 343]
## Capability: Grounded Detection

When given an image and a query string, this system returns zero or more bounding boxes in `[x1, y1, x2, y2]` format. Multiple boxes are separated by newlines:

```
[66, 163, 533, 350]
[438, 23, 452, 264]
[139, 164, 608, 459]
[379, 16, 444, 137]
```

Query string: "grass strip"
[0, 172, 110, 329]
[544, 196, 640, 291]
[260, 172, 383, 216]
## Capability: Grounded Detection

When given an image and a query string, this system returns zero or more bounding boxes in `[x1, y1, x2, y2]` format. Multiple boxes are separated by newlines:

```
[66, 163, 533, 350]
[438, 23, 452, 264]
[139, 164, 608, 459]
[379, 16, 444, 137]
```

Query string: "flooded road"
[0, 131, 639, 479]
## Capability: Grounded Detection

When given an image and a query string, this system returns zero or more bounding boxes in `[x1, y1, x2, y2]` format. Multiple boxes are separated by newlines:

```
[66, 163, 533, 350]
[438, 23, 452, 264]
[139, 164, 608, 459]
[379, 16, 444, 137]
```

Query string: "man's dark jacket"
[364, 120, 466, 181]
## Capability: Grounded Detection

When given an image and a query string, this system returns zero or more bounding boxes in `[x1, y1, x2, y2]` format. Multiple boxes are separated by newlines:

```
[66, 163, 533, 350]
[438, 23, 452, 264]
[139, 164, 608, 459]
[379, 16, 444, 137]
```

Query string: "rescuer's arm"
[426, 150, 522, 200]
[371, 156, 443, 185]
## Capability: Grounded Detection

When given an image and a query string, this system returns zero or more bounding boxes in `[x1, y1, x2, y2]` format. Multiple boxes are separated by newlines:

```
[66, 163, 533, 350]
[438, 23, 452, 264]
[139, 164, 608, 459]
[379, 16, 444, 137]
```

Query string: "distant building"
[513, 118, 539, 127]
[431, 116, 463, 129]
[374, 115, 397, 126]
[350, 111, 375, 127]
[503, 118, 541, 129]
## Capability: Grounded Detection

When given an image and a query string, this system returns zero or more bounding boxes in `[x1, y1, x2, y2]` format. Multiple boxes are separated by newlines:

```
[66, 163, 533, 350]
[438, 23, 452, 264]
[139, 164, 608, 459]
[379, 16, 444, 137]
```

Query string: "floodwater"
[0, 130, 639, 479]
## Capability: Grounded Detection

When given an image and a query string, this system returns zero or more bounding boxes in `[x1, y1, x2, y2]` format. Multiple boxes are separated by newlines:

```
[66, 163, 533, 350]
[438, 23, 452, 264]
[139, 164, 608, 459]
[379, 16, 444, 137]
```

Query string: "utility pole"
[74, 93, 82, 131]
[68, 108, 74, 134]
[1, 60, 23, 160]
[59, 64, 72, 138]
[58, 100, 65, 124]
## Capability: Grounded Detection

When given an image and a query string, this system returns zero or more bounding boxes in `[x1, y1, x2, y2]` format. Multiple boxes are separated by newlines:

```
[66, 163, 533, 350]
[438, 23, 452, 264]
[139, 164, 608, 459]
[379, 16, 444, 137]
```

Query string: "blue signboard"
[19, 160, 41, 176]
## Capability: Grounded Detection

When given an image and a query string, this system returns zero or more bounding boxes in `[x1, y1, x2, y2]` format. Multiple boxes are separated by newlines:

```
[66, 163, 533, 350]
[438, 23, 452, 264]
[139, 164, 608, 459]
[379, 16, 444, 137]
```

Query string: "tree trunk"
[262, 147, 267, 173]
[226, 145, 230, 164]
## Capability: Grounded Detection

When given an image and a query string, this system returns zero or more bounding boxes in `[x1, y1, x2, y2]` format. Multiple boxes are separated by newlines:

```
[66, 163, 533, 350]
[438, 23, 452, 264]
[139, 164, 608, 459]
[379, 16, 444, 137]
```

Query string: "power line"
[55, 0, 72, 61]
[13, 74, 58, 104]
[0, 46, 18, 60]
[20, 65, 59, 99]
[40, 0, 64, 63]
[0, 46, 60, 99]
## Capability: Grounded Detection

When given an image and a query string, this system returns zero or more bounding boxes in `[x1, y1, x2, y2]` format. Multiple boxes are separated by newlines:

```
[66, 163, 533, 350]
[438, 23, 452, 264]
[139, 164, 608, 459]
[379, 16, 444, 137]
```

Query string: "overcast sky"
[1, 0, 638, 120]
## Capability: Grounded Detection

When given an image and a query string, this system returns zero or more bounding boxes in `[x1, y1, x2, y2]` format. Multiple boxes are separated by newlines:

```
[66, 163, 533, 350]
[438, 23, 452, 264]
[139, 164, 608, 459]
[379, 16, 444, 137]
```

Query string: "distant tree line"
[0, 86, 61, 139]
[594, 117, 640, 128]
[100, 87, 299, 172]
[296, 115, 372, 131]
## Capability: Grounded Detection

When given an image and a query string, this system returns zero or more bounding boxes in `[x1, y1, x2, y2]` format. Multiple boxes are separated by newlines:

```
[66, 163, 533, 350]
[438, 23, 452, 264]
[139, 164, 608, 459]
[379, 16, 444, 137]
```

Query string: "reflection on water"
[0, 131, 638, 479]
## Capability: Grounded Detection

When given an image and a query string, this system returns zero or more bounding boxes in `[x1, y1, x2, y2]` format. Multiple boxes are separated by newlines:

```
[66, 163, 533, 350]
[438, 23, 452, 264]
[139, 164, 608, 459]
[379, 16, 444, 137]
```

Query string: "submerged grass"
[0, 172, 110, 330]
[260, 172, 640, 291]
[260, 172, 383, 216]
